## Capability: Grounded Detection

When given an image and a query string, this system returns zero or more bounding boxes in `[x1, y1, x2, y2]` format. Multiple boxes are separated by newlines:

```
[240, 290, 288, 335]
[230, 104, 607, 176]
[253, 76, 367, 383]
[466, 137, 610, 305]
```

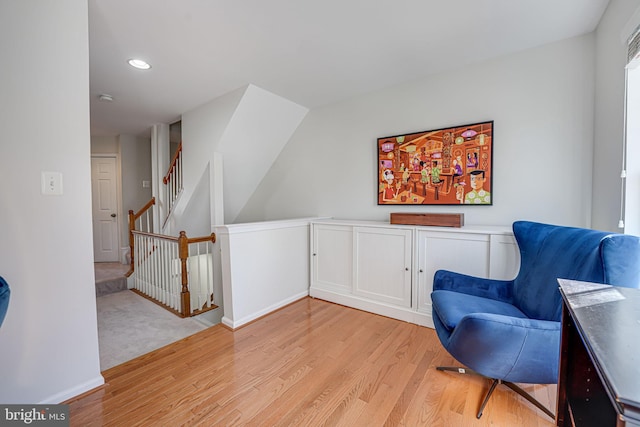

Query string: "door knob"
[111, 213, 117, 218]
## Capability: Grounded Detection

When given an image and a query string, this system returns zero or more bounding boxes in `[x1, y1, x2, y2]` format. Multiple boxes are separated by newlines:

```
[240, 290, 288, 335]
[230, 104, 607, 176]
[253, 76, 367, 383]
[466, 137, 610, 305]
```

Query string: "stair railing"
[130, 229, 217, 317]
[126, 197, 156, 277]
[163, 142, 183, 225]
[125, 142, 216, 317]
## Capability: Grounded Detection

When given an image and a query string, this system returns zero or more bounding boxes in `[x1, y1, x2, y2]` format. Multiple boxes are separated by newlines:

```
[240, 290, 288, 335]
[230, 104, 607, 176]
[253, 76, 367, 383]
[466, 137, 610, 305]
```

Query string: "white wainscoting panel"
[217, 218, 325, 329]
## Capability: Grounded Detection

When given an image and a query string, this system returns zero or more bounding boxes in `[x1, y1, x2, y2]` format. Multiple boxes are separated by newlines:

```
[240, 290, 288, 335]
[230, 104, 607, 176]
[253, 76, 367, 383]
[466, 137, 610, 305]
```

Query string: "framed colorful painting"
[378, 120, 493, 205]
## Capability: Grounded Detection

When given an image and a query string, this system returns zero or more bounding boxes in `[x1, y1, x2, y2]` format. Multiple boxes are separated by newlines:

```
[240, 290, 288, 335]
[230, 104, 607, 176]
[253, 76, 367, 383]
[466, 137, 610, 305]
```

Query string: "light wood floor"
[67, 297, 556, 426]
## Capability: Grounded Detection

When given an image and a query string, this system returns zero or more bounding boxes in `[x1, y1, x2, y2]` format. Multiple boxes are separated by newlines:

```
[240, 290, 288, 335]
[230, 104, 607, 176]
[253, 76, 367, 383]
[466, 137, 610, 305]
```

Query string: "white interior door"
[91, 157, 120, 262]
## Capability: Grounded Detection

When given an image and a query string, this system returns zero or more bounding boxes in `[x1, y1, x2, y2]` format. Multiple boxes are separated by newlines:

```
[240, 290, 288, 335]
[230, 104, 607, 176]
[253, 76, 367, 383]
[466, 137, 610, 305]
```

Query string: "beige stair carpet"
[94, 262, 129, 297]
[97, 290, 207, 370]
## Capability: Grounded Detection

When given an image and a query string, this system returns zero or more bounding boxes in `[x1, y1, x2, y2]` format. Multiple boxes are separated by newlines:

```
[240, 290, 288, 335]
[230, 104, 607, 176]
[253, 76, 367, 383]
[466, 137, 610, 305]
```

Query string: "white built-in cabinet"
[311, 224, 353, 293]
[353, 226, 413, 307]
[310, 219, 520, 328]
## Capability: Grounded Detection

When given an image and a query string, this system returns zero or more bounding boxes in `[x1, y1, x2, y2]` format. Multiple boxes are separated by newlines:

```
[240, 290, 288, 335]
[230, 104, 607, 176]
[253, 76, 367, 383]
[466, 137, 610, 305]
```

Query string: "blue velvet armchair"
[431, 221, 640, 419]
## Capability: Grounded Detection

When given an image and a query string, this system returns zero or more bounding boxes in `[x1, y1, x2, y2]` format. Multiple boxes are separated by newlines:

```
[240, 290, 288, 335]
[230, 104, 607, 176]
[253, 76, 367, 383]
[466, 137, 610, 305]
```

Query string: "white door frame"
[91, 154, 123, 263]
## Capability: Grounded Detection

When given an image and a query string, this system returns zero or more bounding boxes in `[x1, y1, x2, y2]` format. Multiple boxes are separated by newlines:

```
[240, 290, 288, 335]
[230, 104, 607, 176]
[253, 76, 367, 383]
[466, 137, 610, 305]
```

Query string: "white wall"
[0, 0, 103, 403]
[120, 135, 152, 244]
[217, 85, 309, 222]
[592, 0, 640, 232]
[179, 86, 246, 230]
[239, 35, 596, 228]
[91, 135, 119, 154]
[181, 84, 308, 227]
[217, 219, 313, 329]
[150, 123, 170, 232]
[170, 164, 213, 238]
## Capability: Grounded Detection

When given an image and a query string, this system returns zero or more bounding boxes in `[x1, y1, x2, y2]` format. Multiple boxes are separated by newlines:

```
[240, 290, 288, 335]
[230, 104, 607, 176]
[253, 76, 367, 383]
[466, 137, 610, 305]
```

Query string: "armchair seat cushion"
[432, 290, 528, 331]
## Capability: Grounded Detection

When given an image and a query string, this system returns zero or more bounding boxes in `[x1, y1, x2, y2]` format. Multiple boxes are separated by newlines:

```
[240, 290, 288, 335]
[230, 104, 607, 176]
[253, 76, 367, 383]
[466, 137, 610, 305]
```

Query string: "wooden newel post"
[126, 209, 135, 277]
[178, 231, 191, 317]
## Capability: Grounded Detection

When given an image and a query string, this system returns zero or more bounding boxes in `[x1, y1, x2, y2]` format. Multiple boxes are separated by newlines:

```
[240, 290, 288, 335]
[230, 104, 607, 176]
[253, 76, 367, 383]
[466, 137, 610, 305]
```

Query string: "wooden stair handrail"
[130, 229, 179, 242]
[130, 229, 214, 244]
[129, 228, 217, 318]
[163, 142, 182, 185]
[126, 197, 156, 277]
[132, 197, 156, 221]
[186, 233, 217, 245]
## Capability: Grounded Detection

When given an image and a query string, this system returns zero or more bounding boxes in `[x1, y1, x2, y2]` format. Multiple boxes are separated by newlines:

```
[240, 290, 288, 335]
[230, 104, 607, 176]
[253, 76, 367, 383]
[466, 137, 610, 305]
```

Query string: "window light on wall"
[620, 26, 640, 229]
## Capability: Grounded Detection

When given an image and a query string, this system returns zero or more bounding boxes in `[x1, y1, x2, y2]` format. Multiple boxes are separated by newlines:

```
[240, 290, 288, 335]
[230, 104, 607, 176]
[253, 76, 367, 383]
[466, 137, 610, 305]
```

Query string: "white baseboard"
[222, 291, 309, 330]
[120, 246, 130, 265]
[310, 288, 434, 329]
[193, 307, 223, 327]
[39, 375, 105, 404]
[221, 316, 235, 329]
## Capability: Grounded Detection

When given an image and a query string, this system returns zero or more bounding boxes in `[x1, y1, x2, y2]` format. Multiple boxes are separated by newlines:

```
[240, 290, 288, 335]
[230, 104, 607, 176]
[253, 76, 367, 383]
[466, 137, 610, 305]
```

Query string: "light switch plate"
[41, 171, 63, 195]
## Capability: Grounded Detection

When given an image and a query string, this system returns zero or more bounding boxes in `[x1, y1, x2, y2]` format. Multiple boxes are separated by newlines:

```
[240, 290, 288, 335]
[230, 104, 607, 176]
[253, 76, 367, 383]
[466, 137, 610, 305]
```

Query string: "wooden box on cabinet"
[390, 212, 464, 228]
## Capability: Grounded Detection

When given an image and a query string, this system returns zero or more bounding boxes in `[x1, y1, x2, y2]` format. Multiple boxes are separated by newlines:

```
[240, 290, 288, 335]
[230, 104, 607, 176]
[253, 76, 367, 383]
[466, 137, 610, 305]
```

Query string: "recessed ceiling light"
[98, 93, 114, 102]
[127, 59, 151, 70]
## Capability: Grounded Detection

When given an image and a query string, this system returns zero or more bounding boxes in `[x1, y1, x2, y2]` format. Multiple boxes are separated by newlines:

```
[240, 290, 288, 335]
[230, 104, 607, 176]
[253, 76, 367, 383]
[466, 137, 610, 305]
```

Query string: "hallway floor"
[94, 263, 208, 371]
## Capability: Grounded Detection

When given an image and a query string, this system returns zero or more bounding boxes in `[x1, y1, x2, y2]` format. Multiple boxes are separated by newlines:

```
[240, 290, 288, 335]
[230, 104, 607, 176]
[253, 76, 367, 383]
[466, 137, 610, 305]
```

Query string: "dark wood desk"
[557, 279, 640, 426]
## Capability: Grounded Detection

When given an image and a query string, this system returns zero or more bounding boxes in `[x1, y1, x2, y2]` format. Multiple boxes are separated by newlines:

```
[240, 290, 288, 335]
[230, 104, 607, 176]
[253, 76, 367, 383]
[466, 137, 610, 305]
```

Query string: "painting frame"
[377, 120, 493, 206]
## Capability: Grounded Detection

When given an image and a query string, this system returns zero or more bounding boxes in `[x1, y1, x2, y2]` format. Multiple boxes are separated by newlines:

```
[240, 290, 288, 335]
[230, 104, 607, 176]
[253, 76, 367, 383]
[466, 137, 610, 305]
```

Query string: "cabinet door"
[416, 231, 490, 314]
[311, 224, 353, 293]
[353, 227, 412, 307]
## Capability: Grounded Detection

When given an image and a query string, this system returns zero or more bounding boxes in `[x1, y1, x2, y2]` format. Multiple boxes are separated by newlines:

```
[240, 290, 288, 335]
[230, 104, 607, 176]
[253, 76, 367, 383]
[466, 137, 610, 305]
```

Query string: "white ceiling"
[89, 0, 610, 137]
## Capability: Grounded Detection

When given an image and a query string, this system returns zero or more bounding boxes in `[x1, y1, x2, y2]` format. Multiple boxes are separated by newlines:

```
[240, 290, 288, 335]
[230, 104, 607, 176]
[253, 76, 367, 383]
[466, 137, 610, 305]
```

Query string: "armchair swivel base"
[436, 366, 555, 419]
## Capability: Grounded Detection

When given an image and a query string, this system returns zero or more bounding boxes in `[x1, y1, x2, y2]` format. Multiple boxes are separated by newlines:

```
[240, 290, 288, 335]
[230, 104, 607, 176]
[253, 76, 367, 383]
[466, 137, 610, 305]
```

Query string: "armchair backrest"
[601, 234, 640, 288]
[512, 221, 640, 322]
